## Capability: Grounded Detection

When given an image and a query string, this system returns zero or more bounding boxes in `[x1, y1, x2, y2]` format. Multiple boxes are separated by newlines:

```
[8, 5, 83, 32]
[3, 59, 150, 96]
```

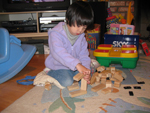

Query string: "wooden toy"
[101, 78, 106, 84]
[45, 81, 51, 90]
[110, 77, 117, 82]
[106, 72, 112, 78]
[106, 80, 112, 88]
[69, 73, 87, 97]
[95, 76, 101, 84]
[91, 65, 124, 93]
[91, 83, 106, 92]
[73, 73, 85, 81]
[101, 87, 112, 94]
[110, 67, 115, 74]
[98, 73, 103, 78]
[69, 90, 87, 97]
[67, 82, 79, 91]
[114, 80, 121, 88]
[111, 88, 119, 93]
[81, 78, 87, 91]
[113, 72, 123, 82]
[97, 66, 105, 72]
[90, 72, 98, 85]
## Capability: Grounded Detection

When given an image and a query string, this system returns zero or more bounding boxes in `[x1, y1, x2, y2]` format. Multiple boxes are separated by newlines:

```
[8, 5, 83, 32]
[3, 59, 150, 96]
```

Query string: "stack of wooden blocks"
[66, 66, 123, 97]
[68, 73, 88, 97]
[91, 66, 123, 94]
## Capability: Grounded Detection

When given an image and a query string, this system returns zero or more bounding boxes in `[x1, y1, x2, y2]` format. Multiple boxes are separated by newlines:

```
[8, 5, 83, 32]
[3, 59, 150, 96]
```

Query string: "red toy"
[141, 42, 150, 56]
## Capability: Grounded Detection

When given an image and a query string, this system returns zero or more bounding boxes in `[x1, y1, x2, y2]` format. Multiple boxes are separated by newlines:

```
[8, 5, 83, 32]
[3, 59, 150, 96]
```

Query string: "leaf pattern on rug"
[49, 97, 85, 113]
[137, 97, 150, 105]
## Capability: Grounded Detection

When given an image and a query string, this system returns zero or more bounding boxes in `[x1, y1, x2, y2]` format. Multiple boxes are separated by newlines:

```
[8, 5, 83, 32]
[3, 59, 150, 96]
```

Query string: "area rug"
[41, 67, 137, 103]
[1, 75, 150, 113]
[2, 57, 150, 113]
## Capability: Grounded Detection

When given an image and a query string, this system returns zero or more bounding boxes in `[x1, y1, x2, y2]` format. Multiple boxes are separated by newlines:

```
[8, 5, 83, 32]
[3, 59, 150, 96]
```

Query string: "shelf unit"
[0, 10, 66, 38]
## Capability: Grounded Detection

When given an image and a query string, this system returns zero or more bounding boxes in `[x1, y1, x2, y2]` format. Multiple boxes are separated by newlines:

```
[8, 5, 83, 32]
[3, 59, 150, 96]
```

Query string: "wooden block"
[101, 79, 106, 84]
[81, 78, 87, 91]
[101, 75, 107, 79]
[114, 81, 121, 87]
[116, 70, 123, 74]
[91, 83, 106, 92]
[101, 87, 112, 94]
[113, 73, 123, 82]
[111, 88, 119, 93]
[69, 90, 87, 97]
[72, 81, 78, 85]
[101, 70, 110, 74]
[115, 80, 121, 84]
[90, 72, 98, 85]
[114, 83, 120, 88]
[106, 73, 112, 78]
[106, 67, 111, 70]
[96, 76, 101, 83]
[73, 73, 84, 81]
[67, 82, 79, 91]
[111, 67, 115, 74]
[110, 77, 117, 81]
[45, 82, 51, 90]
[111, 67, 115, 71]
[98, 73, 102, 77]
[106, 80, 112, 88]
[97, 66, 105, 72]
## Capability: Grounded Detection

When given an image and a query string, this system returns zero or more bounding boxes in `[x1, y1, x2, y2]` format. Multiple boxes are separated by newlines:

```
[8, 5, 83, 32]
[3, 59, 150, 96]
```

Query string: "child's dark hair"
[66, 1, 94, 30]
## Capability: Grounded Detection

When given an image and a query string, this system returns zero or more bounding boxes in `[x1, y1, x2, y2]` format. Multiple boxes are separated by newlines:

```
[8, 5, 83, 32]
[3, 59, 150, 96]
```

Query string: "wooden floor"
[0, 54, 48, 112]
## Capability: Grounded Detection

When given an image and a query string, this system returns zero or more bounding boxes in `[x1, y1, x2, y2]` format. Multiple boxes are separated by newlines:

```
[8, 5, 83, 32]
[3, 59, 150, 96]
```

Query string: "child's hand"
[76, 63, 91, 84]
[76, 63, 90, 75]
[83, 74, 91, 84]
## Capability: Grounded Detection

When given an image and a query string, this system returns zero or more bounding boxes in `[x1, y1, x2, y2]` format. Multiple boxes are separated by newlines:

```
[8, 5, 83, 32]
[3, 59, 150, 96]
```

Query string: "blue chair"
[0, 28, 36, 84]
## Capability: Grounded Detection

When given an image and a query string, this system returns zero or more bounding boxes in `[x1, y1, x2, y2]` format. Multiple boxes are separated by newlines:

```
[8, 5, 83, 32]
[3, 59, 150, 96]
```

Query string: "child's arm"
[78, 37, 91, 70]
[48, 32, 81, 71]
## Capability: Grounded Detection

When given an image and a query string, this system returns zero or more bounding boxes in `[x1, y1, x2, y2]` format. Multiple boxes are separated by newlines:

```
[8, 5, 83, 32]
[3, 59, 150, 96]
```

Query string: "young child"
[45, 1, 94, 87]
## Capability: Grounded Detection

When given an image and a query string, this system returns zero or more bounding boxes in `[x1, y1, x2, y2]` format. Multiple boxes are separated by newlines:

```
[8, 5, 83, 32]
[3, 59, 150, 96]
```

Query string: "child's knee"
[61, 79, 73, 87]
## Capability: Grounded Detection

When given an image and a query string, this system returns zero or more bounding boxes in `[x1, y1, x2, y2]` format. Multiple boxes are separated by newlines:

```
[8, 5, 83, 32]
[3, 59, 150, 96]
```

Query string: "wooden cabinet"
[0, 10, 66, 38]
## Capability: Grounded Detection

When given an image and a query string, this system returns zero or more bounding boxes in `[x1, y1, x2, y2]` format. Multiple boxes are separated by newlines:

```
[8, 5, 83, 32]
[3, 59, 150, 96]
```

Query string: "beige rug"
[1, 75, 150, 113]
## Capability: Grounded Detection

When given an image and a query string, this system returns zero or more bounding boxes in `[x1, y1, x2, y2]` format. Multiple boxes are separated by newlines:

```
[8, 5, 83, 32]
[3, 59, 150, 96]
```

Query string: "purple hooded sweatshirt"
[45, 22, 91, 71]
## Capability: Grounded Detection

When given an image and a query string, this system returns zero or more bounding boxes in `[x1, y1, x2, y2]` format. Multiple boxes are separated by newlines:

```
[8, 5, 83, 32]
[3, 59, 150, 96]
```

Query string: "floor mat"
[41, 85, 98, 103]
[41, 65, 137, 103]
[99, 98, 150, 113]
[131, 61, 150, 79]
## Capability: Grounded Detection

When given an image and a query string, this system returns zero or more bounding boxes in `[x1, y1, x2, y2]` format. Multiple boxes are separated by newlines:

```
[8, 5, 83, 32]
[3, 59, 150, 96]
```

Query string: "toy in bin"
[86, 24, 100, 50]
[93, 44, 138, 69]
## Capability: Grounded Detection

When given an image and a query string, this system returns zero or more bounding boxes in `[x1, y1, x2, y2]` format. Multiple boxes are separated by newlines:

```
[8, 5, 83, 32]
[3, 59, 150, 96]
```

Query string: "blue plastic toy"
[0, 28, 36, 84]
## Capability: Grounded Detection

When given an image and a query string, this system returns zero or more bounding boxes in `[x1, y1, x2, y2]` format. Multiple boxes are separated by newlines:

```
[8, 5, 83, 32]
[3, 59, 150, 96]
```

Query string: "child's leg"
[47, 69, 75, 87]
